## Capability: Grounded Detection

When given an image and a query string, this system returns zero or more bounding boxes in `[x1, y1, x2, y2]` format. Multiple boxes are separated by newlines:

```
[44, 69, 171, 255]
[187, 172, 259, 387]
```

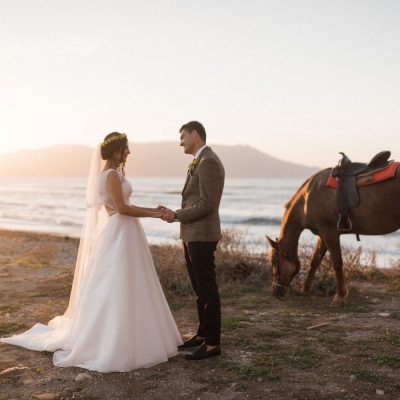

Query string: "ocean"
[0, 177, 399, 267]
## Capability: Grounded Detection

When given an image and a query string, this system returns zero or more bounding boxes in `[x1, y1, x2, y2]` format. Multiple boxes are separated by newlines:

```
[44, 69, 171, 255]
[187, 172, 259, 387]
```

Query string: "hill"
[0, 142, 318, 178]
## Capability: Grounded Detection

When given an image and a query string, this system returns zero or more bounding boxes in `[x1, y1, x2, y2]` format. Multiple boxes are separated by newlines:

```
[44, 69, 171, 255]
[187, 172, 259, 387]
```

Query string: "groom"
[161, 121, 225, 360]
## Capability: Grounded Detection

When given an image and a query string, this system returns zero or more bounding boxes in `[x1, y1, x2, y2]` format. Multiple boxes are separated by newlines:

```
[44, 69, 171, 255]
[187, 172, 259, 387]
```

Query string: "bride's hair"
[101, 132, 129, 175]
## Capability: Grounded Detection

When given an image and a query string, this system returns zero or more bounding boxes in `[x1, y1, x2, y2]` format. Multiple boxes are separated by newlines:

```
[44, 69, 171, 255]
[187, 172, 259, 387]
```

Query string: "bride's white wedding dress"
[1, 154, 182, 372]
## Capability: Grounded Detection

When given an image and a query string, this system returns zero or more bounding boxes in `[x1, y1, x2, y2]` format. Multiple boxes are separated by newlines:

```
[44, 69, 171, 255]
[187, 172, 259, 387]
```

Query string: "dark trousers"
[183, 241, 221, 346]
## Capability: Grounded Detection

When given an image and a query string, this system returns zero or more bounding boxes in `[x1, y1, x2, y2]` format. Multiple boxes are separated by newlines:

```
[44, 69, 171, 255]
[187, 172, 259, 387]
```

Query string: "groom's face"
[180, 129, 195, 155]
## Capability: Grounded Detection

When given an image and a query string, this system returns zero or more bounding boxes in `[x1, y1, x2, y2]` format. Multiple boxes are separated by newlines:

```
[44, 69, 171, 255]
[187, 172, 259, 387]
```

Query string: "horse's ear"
[266, 236, 278, 250]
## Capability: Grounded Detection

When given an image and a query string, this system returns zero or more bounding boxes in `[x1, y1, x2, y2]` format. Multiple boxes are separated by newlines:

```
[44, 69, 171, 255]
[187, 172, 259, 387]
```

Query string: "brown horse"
[267, 166, 400, 304]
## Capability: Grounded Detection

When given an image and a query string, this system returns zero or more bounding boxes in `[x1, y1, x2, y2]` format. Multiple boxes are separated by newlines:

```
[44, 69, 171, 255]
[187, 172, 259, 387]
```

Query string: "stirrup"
[337, 215, 352, 232]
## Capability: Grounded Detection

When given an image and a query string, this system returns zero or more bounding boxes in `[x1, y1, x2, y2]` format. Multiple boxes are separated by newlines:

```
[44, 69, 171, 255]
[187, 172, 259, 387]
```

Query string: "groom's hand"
[161, 208, 176, 223]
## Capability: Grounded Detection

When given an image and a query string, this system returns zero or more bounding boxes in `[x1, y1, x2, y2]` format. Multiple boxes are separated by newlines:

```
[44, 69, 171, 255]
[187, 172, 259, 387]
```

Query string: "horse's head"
[267, 236, 300, 299]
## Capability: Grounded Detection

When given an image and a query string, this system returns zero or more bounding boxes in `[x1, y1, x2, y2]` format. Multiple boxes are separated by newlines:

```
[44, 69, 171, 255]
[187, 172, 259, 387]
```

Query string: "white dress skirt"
[1, 170, 182, 372]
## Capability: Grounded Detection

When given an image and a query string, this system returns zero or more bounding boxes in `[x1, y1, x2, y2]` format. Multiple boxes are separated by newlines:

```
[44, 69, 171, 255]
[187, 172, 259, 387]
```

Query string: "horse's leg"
[304, 236, 327, 293]
[319, 232, 349, 305]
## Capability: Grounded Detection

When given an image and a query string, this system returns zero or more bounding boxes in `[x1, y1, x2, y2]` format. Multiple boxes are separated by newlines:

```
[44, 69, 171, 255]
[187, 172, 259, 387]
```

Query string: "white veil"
[64, 144, 107, 318]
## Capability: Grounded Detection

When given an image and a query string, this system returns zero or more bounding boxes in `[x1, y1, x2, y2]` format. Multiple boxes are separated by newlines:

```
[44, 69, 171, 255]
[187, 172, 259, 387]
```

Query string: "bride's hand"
[152, 209, 165, 218]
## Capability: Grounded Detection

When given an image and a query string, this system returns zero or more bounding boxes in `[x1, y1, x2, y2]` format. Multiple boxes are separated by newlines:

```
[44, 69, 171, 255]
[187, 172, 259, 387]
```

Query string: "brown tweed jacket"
[176, 147, 225, 242]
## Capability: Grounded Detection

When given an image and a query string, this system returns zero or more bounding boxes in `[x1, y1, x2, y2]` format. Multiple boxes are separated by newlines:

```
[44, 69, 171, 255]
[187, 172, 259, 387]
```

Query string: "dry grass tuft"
[297, 241, 400, 295]
[150, 244, 191, 296]
[150, 229, 268, 296]
[216, 229, 268, 284]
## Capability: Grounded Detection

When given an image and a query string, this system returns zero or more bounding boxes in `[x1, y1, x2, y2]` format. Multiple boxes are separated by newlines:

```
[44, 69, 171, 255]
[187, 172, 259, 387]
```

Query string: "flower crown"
[101, 133, 127, 148]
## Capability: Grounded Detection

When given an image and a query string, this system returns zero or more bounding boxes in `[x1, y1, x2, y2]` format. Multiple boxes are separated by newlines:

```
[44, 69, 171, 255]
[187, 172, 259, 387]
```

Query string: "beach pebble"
[376, 389, 384, 395]
[74, 372, 92, 381]
[23, 378, 35, 385]
[0, 366, 29, 376]
[32, 393, 59, 400]
[350, 375, 356, 380]
[378, 312, 391, 317]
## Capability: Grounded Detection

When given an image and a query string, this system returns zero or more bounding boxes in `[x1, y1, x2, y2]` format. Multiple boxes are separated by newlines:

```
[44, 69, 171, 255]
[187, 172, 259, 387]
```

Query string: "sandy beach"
[1, 229, 400, 400]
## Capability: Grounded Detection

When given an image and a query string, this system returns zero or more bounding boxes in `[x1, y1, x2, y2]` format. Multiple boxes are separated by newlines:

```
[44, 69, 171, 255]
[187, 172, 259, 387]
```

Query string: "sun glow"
[1, 1, 399, 165]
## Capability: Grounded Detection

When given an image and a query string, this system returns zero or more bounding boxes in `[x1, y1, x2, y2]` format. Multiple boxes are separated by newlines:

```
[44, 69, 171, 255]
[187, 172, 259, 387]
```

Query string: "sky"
[1, 0, 399, 167]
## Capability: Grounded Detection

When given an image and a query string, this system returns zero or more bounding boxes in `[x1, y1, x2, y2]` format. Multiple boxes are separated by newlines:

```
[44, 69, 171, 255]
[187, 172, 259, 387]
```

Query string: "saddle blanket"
[326, 161, 400, 189]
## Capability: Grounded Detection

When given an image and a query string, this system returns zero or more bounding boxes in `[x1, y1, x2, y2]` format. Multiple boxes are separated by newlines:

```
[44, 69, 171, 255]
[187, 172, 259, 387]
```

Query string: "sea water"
[0, 177, 399, 267]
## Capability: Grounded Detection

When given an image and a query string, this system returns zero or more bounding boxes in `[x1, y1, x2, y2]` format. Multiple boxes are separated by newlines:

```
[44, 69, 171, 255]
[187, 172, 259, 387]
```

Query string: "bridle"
[271, 239, 289, 291]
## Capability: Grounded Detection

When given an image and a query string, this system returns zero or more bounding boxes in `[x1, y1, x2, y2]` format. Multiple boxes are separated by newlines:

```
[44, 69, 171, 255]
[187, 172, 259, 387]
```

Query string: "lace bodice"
[99, 169, 132, 211]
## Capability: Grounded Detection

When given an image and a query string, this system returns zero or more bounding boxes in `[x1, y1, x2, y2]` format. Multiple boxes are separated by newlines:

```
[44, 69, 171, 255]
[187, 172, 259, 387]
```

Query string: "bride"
[1, 132, 183, 372]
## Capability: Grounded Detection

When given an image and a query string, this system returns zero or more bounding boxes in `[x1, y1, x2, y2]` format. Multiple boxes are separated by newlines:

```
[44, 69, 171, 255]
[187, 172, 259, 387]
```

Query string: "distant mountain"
[0, 142, 319, 178]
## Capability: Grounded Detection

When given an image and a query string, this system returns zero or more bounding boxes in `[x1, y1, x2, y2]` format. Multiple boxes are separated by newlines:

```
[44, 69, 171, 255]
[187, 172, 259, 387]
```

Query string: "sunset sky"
[1, 0, 399, 167]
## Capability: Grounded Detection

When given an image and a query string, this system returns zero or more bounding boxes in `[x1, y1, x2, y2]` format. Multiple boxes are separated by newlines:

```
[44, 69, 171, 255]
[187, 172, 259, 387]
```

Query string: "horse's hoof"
[331, 294, 348, 307]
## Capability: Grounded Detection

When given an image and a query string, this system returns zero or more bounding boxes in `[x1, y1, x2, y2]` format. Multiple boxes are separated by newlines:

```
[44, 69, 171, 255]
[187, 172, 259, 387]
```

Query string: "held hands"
[152, 210, 166, 219]
[157, 205, 176, 223]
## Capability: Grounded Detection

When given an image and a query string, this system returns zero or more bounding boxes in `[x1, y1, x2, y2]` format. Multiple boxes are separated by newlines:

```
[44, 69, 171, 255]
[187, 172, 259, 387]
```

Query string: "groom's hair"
[180, 121, 206, 142]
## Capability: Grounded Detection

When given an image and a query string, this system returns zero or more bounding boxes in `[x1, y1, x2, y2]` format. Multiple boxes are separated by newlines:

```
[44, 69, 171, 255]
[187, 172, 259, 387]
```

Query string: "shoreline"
[0, 227, 80, 241]
[0, 228, 398, 271]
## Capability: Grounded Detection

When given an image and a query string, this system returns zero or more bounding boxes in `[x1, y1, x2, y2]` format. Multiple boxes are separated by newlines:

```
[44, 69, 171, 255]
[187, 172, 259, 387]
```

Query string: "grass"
[143, 230, 400, 392]
[0, 305, 18, 314]
[150, 229, 400, 302]
[238, 360, 280, 381]
[196, 375, 231, 385]
[280, 315, 310, 330]
[375, 331, 400, 346]
[376, 354, 400, 369]
[289, 342, 322, 370]
[298, 242, 400, 296]
[244, 340, 283, 353]
[2, 229, 400, 400]
[0, 322, 28, 335]
[151, 229, 268, 298]
[351, 368, 384, 383]
[317, 333, 345, 348]
[222, 316, 251, 330]
[254, 329, 286, 339]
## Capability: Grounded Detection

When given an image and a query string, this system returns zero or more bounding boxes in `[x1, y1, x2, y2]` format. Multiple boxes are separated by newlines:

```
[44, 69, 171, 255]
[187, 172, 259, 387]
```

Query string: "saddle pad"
[326, 161, 400, 189]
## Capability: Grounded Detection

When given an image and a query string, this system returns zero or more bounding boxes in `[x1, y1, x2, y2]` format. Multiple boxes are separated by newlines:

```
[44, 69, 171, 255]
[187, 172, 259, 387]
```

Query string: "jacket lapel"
[181, 147, 211, 194]
[182, 174, 190, 194]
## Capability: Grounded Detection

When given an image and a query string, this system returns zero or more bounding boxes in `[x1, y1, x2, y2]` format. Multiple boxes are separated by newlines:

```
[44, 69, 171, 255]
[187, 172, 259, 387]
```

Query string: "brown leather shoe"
[177, 334, 204, 350]
[185, 343, 221, 360]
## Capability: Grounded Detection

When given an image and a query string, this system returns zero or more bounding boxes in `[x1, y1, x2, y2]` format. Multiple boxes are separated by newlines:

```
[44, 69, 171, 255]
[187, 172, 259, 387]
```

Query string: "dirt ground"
[0, 230, 399, 400]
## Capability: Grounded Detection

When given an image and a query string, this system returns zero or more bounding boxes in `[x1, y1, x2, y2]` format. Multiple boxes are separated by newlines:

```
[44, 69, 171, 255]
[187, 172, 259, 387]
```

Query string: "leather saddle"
[331, 151, 391, 232]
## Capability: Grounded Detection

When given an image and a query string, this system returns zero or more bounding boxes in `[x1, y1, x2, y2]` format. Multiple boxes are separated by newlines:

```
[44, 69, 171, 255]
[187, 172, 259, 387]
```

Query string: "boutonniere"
[187, 159, 200, 175]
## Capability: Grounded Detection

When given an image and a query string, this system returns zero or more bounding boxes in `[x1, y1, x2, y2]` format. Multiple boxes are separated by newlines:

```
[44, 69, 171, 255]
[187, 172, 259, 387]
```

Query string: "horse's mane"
[284, 176, 312, 210]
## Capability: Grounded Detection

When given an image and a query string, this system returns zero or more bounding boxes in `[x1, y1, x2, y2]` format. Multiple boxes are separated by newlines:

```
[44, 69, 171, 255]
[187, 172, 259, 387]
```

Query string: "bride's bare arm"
[107, 172, 163, 218]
